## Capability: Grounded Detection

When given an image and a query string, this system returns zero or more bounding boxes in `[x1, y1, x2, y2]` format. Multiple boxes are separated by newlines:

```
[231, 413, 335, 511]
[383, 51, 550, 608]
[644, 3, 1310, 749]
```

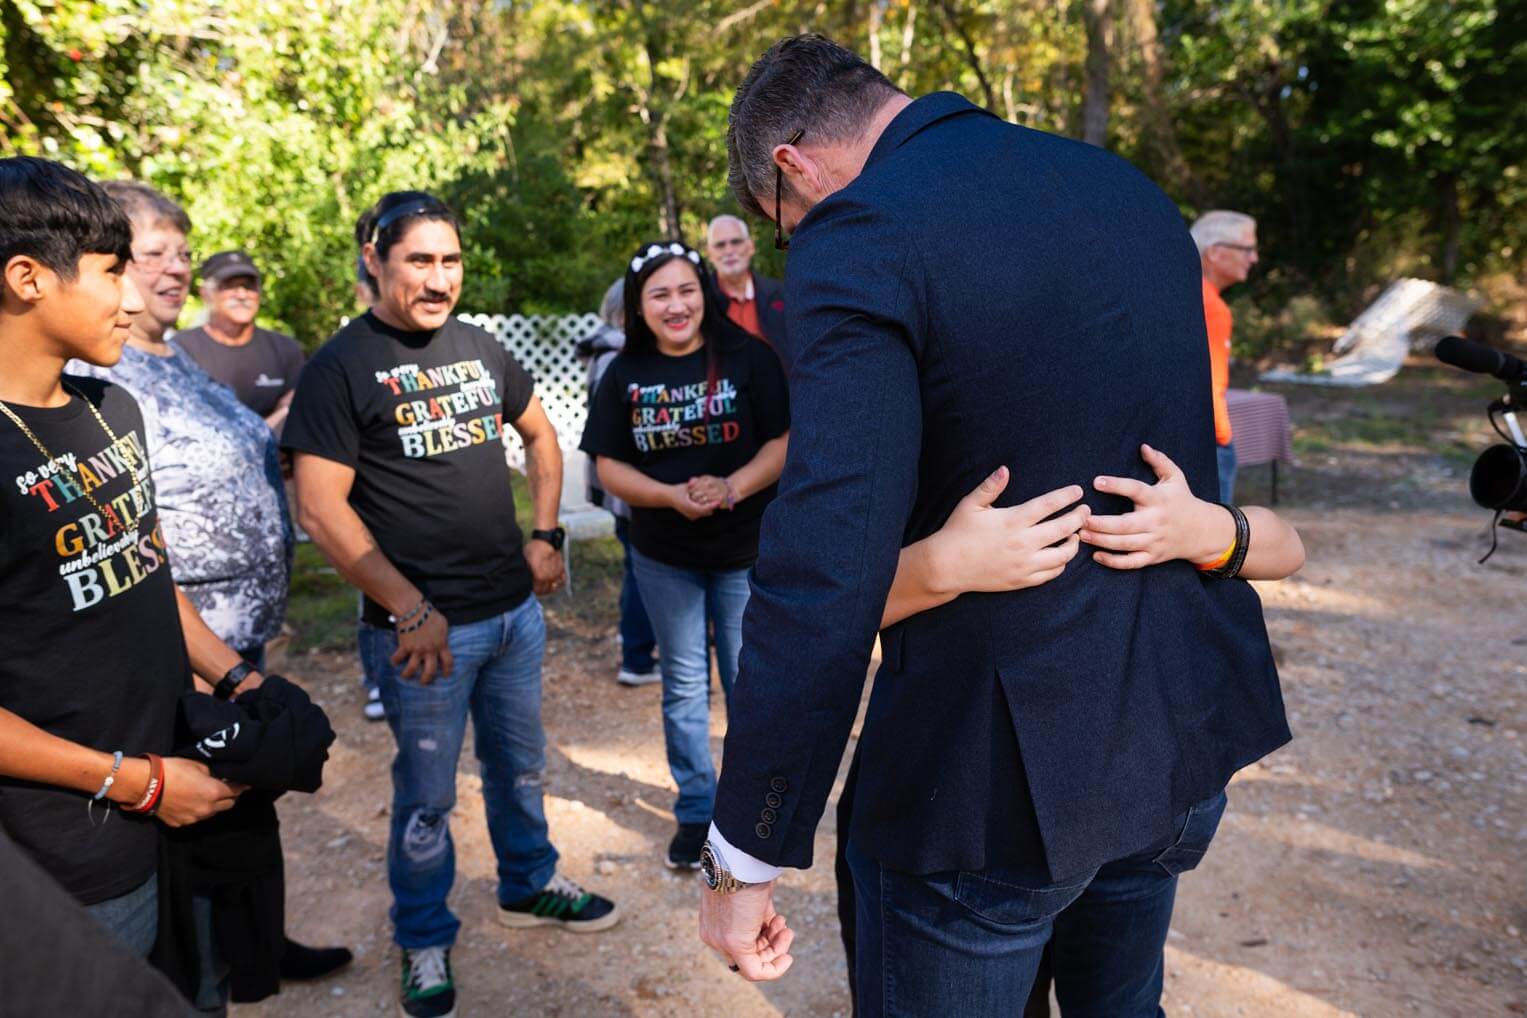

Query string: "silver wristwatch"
[700, 840, 758, 894]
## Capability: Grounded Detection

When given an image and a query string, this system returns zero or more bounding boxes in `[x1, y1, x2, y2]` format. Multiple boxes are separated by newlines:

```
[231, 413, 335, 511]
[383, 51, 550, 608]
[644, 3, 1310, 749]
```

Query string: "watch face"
[700, 845, 720, 890]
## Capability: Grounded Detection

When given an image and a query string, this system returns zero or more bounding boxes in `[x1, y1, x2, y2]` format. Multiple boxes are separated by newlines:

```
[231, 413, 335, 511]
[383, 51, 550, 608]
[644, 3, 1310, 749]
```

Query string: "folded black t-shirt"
[579, 338, 790, 570]
[281, 313, 536, 625]
[0, 377, 189, 905]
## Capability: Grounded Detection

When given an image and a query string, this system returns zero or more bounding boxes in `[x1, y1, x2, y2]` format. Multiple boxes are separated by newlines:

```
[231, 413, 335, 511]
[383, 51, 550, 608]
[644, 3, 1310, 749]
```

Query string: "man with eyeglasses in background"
[1190, 210, 1259, 503]
[705, 215, 786, 349]
[175, 251, 306, 434]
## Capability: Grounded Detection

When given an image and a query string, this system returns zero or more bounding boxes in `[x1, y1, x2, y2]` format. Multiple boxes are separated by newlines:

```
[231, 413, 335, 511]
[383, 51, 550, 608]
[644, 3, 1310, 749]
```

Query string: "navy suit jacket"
[714, 93, 1290, 882]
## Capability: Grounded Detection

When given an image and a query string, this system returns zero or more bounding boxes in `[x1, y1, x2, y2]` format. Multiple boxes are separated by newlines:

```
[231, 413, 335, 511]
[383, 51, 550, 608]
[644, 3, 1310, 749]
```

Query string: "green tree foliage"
[3, 0, 1522, 351]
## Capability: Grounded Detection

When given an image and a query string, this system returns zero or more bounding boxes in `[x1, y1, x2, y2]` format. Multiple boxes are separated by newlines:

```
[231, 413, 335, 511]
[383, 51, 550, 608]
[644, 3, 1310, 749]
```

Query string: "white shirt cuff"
[707, 821, 785, 883]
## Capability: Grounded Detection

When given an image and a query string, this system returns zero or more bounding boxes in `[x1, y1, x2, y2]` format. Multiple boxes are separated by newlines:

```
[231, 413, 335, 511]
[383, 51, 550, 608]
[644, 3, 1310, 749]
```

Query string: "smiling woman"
[578, 240, 791, 871]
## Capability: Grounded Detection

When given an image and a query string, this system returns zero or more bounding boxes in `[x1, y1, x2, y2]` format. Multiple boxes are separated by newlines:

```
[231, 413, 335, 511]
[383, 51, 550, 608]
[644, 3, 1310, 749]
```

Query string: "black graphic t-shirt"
[0, 377, 190, 905]
[281, 312, 536, 625]
[173, 326, 307, 417]
[580, 339, 790, 570]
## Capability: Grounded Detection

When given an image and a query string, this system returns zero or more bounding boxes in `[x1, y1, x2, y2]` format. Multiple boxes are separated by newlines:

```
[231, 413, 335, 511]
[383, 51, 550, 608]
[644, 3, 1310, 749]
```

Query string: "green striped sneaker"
[497, 873, 620, 933]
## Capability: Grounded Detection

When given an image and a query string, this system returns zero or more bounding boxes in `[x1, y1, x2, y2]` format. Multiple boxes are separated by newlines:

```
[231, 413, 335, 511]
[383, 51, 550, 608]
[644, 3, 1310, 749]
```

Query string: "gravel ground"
[237, 369, 1527, 1018]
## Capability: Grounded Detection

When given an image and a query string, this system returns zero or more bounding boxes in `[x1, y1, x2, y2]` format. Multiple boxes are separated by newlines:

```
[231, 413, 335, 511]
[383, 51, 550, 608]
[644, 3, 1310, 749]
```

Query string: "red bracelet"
[122, 754, 164, 814]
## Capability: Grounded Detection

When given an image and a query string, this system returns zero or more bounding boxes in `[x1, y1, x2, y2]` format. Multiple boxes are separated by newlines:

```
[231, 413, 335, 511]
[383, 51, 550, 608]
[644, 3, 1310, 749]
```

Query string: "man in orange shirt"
[1190, 210, 1258, 502]
[706, 215, 786, 348]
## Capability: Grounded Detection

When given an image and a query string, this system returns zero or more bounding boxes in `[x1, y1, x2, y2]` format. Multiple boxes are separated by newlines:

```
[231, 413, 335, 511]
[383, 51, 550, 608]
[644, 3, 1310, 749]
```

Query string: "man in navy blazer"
[697, 35, 1290, 1014]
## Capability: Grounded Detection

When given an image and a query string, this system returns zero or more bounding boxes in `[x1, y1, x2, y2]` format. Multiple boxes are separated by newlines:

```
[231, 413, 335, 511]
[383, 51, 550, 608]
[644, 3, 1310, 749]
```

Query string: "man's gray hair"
[599, 277, 624, 328]
[1189, 210, 1257, 256]
[707, 214, 750, 244]
[727, 34, 903, 219]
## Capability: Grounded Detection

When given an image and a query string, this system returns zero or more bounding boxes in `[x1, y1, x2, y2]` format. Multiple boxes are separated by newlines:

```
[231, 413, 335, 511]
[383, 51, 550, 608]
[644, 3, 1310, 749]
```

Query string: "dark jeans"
[848, 790, 1227, 1018]
[613, 516, 657, 674]
[1217, 441, 1237, 504]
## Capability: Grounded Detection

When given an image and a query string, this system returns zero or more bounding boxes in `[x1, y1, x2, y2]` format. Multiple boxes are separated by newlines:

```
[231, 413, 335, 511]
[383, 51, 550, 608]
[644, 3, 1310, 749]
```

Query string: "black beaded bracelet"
[1203, 504, 1251, 579]
[398, 601, 434, 635]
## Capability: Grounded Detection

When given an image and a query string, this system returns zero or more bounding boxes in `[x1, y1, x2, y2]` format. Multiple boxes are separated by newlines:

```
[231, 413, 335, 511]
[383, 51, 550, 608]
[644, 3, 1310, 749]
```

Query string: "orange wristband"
[1195, 539, 1236, 572]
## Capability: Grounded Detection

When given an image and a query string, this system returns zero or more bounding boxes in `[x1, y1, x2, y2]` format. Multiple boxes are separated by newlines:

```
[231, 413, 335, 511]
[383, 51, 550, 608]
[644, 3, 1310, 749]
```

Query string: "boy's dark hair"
[727, 34, 903, 219]
[98, 179, 192, 235]
[356, 191, 458, 261]
[0, 157, 134, 282]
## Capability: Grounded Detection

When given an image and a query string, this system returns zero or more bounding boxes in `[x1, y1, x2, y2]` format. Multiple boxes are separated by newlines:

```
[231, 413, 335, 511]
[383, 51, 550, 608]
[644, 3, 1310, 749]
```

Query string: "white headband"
[630, 242, 701, 275]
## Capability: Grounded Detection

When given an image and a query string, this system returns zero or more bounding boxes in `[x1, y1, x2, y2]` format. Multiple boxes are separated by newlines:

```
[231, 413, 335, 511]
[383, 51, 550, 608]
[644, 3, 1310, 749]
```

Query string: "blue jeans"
[849, 790, 1228, 1017]
[613, 517, 657, 675]
[84, 873, 158, 957]
[629, 549, 750, 825]
[1216, 441, 1237, 504]
[359, 597, 559, 949]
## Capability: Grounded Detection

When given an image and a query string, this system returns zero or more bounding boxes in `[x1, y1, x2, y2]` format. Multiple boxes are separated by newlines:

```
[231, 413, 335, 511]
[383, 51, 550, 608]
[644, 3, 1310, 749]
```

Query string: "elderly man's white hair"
[1189, 210, 1256, 256]
[707, 214, 751, 244]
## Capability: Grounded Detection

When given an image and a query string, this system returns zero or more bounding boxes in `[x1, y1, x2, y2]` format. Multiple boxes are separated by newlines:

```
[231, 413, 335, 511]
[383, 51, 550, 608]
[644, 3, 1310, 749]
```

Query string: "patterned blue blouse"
[73, 346, 292, 652]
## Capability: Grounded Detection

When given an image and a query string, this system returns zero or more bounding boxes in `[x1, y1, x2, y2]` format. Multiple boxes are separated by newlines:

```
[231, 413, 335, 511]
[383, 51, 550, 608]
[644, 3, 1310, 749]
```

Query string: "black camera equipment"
[1434, 335, 1527, 560]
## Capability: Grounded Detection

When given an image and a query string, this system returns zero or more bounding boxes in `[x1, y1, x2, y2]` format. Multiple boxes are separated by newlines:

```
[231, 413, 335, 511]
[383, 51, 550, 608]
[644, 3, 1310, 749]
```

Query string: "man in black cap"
[175, 251, 306, 432]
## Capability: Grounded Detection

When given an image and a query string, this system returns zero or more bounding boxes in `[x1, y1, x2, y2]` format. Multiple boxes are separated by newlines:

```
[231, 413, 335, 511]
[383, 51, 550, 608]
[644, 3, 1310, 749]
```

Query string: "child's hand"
[925, 467, 1090, 593]
[1081, 444, 1234, 570]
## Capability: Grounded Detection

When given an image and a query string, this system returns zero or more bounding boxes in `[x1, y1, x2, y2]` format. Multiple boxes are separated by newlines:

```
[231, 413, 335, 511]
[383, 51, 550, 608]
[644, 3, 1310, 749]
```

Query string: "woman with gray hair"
[575, 277, 659, 685]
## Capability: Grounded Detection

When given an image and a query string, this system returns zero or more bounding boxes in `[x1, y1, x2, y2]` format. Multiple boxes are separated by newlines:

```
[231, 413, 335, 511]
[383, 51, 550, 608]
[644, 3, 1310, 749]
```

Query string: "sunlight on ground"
[1165, 946, 1361, 1018]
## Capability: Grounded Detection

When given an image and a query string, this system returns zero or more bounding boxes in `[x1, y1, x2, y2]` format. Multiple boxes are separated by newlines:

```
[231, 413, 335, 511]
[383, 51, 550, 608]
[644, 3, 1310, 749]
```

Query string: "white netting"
[458, 312, 602, 473]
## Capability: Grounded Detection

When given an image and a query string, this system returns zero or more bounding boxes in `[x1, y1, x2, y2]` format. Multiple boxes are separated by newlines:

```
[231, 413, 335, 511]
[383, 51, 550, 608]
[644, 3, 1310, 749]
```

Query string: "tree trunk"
[1081, 0, 1112, 146]
[1123, 0, 1202, 203]
[934, 0, 998, 111]
[1439, 172, 1461, 283]
[868, 0, 883, 70]
[649, 116, 682, 239]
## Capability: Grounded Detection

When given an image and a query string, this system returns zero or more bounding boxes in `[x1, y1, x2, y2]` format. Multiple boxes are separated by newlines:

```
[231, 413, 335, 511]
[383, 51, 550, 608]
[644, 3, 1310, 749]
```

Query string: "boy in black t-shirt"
[0, 158, 263, 958]
[284, 191, 619, 1018]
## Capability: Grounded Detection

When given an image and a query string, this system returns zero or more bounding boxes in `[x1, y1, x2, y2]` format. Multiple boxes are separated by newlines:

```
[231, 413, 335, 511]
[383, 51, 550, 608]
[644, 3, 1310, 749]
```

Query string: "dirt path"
[238, 375, 1527, 1018]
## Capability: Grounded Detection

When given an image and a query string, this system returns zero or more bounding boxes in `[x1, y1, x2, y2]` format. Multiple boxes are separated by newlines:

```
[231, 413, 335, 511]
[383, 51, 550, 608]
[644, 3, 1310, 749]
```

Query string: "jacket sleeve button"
[769, 777, 789, 793]
[760, 808, 778, 824]
[765, 792, 782, 809]
[754, 822, 773, 839]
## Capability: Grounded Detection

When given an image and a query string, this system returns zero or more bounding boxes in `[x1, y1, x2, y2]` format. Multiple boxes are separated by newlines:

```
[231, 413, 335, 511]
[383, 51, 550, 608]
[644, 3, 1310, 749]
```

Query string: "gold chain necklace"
[0, 381, 143, 520]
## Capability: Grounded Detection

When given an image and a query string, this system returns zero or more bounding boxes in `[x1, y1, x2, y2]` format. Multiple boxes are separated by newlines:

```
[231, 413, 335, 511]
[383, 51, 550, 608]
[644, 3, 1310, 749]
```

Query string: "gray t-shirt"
[173, 326, 306, 417]
[72, 347, 293, 652]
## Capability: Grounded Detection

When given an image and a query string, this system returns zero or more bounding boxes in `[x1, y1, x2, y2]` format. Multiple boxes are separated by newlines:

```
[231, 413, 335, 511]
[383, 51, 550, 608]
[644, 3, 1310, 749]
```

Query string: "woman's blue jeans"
[613, 516, 658, 674]
[629, 548, 750, 825]
[359, 596, 559, 949]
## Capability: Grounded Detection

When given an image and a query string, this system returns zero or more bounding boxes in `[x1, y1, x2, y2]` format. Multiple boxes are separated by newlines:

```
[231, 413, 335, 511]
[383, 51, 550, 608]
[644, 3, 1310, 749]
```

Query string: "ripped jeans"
[360, 596, 559, 949]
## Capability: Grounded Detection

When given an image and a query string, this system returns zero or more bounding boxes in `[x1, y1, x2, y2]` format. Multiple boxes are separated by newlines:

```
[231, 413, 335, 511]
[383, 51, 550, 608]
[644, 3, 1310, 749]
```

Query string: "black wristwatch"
[213, 660, 256, 701]
[530, 527, 566, 552]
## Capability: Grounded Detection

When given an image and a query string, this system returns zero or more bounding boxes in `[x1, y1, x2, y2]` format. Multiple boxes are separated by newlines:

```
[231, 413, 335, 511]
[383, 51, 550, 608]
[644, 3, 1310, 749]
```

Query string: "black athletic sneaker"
[399, 945, 455, 1018]
[497, 873, 621, 933]
[666, 822, 708, 870]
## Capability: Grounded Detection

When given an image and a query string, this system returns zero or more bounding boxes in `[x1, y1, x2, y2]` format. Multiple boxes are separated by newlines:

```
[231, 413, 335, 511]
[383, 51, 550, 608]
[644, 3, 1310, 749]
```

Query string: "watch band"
[531, 527, 566, 551]
[213, 660, 256, 701]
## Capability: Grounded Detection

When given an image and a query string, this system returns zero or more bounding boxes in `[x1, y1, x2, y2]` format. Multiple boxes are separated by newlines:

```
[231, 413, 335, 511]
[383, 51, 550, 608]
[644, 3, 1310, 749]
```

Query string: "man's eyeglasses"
[774, 128, 805, 251]
[1215, 243, 1258, 254]
[131, 247, 195, 272]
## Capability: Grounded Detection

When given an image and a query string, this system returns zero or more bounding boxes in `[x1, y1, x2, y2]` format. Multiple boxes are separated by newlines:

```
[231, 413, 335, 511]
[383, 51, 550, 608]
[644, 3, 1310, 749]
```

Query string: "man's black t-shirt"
[281, 312, 536, 625]
[174, 326, 306, 417]
[580, 338, 790, 570]
[0, 377, 189, 905]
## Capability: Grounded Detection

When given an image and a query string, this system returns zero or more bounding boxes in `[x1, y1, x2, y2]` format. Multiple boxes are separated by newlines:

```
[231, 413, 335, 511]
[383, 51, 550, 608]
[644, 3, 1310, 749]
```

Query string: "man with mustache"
[174, 251, 306, 434]
[284, 190, 619, 1018]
